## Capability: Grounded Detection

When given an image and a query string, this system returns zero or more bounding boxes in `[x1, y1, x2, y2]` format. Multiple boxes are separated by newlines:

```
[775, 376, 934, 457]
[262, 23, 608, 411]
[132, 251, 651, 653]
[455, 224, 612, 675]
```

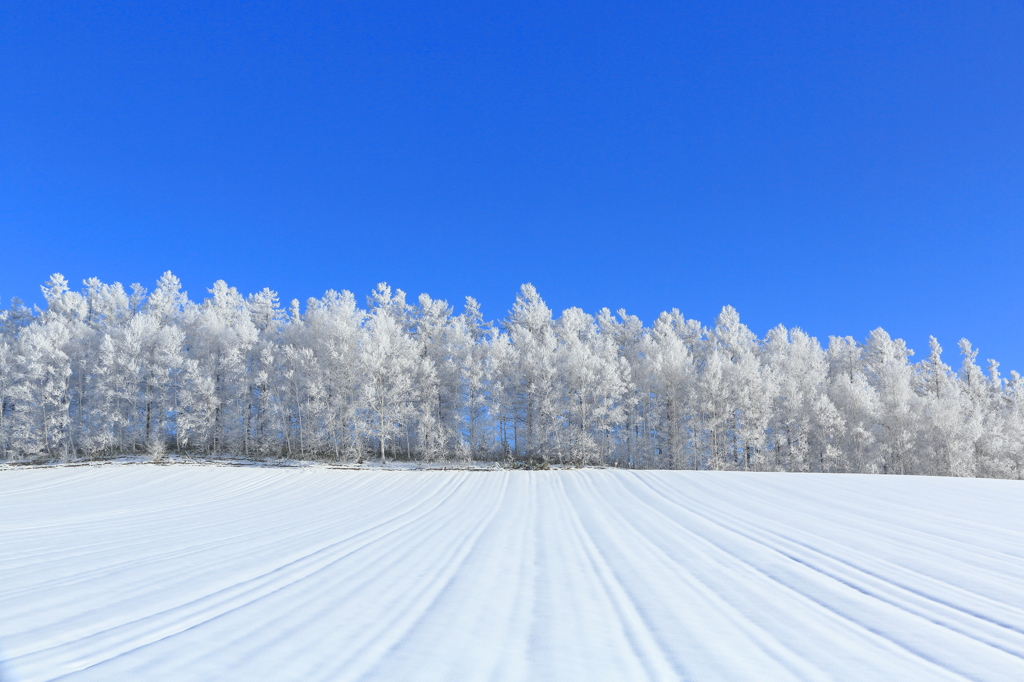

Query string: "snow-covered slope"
[1, 467, 1022, 681]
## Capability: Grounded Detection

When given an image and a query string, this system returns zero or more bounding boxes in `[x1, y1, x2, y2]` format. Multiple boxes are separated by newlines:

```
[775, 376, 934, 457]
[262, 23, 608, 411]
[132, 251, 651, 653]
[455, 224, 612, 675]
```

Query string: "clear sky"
[2, 1, 1022, 371]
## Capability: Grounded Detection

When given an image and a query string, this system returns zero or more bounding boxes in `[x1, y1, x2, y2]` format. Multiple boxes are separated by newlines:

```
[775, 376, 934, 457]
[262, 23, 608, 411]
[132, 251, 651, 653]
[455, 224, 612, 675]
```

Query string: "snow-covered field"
[1, 467, 1023, 681]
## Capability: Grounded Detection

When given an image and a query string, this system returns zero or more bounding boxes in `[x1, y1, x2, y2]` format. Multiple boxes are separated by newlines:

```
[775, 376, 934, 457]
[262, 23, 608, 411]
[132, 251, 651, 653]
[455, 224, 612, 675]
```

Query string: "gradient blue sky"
[2, 1, 1022, 370]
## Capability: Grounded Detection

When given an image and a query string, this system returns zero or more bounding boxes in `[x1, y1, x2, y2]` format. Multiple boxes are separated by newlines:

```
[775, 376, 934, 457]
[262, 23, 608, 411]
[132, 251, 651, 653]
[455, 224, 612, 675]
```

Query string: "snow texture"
[1, 466, 1023, 681]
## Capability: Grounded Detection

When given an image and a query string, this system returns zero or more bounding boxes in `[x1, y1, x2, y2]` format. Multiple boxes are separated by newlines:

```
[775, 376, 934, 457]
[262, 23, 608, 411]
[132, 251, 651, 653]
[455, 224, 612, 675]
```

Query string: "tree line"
[0, 273, 1020, 477]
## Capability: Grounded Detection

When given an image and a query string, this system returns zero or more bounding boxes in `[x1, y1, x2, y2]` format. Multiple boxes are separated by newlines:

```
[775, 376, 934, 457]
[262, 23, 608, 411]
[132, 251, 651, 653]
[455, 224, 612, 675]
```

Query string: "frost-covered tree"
[362, 284, 417, 463]
[180, 281, 258, 454]
[763, 326, 838, 472]
[645, 310, 696, 469]
[554, 307, 627, 466]
[504, 284, 559, 460]
[301, 289, 364, 459]
[862, 329, 919, 474]
[1, 272, 1021, 479]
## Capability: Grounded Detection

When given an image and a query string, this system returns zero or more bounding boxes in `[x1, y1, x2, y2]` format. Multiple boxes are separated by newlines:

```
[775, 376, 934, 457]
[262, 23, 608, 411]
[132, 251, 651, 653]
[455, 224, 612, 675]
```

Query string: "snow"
[1, 467, 1023, 681]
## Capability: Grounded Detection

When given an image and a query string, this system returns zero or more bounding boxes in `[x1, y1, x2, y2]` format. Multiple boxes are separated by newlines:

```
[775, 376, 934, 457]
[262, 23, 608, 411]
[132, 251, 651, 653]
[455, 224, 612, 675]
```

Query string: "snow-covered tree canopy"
[1, 273, 1021, 478]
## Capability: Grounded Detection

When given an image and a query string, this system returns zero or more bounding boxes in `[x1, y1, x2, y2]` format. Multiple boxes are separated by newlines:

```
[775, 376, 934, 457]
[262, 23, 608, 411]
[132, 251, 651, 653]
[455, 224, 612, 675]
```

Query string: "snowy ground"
[1, 467, 1023, 681]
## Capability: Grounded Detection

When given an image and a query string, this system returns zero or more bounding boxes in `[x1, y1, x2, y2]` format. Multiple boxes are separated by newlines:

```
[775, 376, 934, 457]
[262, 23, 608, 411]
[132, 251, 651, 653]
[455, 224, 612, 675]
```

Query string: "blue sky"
[2, 1, 1022, 371]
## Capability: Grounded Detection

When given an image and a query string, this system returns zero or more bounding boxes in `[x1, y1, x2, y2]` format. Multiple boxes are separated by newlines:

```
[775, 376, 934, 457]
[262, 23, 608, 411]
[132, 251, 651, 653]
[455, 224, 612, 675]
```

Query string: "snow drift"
[1, 466, 1023, 681]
